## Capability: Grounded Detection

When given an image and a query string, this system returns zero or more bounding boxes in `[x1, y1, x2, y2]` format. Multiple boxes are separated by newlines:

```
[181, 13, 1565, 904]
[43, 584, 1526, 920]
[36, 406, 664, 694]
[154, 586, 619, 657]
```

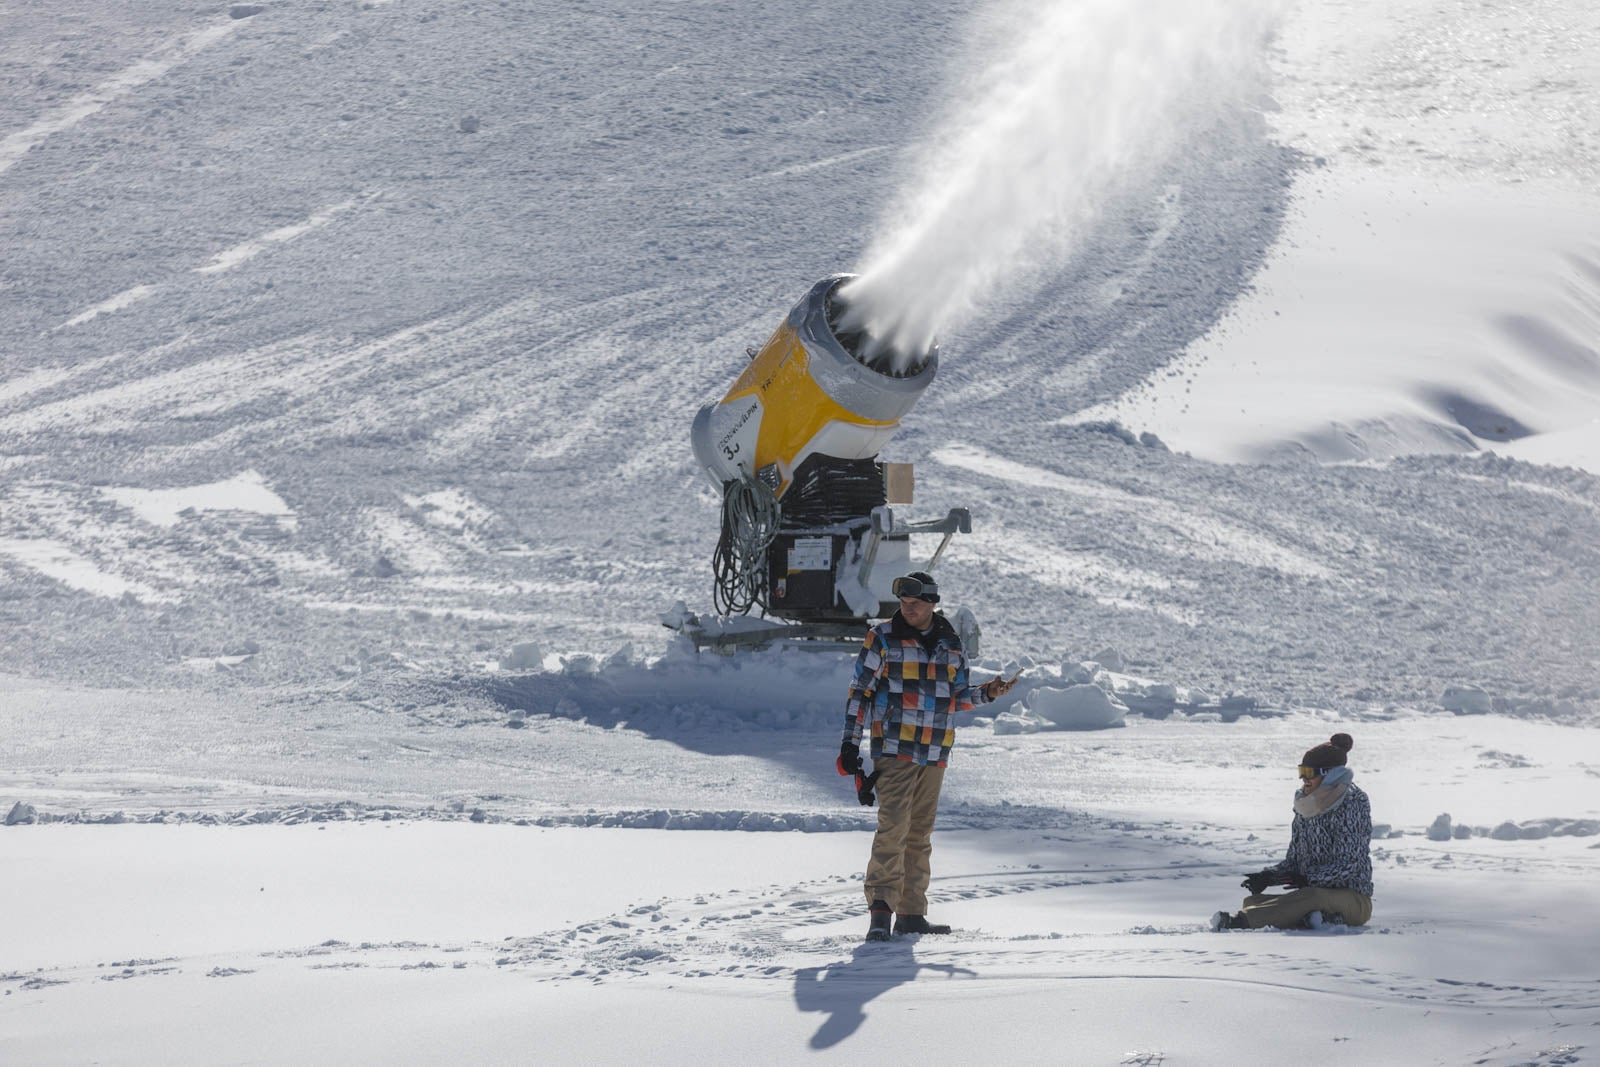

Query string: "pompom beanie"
[1300, 733, 1353, 770]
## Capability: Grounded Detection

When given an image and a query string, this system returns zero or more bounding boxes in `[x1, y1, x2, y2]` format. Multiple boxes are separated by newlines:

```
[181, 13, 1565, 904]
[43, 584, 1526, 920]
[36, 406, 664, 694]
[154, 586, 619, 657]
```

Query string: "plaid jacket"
[841, 611, 990, 767]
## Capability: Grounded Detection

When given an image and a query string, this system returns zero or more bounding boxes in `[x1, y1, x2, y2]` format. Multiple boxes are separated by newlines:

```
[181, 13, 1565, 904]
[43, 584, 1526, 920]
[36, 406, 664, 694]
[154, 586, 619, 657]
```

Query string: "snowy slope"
[2, 0, 1599, 1063]
[1079, 0, 1600, 467]
[2, 0, 1596, 716]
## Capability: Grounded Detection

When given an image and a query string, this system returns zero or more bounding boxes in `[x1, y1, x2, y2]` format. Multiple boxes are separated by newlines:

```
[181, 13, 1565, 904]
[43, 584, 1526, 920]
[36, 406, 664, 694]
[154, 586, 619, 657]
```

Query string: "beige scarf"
[1294, 775, 1352, 818]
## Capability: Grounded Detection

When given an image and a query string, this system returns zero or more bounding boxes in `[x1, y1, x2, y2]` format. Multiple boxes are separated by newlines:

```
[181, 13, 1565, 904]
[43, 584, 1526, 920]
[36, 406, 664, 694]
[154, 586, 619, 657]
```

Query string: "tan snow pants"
[862, 759, 946, 915]
[1239, 887, 1372, 929]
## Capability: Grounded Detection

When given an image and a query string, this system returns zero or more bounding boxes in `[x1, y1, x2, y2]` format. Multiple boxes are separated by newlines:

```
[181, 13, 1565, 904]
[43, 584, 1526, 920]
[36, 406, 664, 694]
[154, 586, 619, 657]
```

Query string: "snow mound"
[1442, 684, 1493, 715]
[1025, 683, 1128, 730]
[1427, 812, 1597, 841]
[469, 638, 1269, 739]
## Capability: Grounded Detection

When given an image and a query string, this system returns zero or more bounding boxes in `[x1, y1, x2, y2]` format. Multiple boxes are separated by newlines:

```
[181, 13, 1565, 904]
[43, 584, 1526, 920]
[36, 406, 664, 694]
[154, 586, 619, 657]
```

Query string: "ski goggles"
[1297, 765, 1329, 780]
[891, 575, 939, 603]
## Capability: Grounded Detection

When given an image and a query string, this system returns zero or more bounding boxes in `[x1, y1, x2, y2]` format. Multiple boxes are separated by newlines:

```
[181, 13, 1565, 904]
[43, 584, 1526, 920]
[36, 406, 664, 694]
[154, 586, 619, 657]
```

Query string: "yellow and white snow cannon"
[675, 275, 973, 652]
[691, 274, 935, 495]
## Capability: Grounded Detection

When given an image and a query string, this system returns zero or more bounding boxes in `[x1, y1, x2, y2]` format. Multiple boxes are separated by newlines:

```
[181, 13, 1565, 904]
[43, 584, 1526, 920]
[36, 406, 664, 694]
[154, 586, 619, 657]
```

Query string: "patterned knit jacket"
[841, 610, 991, 767]
[1270, 774, 1375, 896]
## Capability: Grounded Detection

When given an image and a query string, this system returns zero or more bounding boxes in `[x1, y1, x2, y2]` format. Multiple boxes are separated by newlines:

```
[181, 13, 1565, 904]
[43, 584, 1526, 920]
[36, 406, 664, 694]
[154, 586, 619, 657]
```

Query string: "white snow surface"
[2, 0, 1599, 1063]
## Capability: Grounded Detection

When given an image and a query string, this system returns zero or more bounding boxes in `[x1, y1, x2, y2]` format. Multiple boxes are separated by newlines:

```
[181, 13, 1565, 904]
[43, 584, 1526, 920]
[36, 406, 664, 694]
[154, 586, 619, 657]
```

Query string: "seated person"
[1213, 733, 1373, 930]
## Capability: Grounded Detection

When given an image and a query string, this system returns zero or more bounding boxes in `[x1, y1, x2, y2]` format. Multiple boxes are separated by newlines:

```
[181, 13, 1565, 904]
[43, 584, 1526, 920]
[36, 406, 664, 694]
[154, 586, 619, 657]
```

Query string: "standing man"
[838, 571, 1016, 941]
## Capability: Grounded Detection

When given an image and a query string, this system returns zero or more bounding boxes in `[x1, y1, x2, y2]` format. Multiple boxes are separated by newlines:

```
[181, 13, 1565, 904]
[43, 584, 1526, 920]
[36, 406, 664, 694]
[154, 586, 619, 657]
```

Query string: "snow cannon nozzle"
[825, 279, 936, 379]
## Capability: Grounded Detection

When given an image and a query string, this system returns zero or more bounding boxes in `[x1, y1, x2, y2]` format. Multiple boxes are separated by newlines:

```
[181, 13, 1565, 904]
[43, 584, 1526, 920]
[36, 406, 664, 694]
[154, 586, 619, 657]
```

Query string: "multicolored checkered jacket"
[841, 611, 990, 767]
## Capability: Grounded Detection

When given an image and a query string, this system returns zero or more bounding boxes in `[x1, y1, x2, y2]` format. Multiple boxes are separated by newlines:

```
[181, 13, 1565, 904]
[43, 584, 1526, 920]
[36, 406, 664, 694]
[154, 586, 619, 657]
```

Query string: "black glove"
[1241, 870, 1275, 895]
[1241, 869, 1297, 895]
[856, 769, 879, 807]
[838, 741, 862, 777]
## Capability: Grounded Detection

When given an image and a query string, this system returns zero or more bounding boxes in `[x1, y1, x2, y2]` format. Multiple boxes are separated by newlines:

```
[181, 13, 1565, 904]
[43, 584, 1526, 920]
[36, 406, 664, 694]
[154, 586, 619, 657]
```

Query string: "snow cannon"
[691, 274, 936, 496]
[675, 275, 973, 651]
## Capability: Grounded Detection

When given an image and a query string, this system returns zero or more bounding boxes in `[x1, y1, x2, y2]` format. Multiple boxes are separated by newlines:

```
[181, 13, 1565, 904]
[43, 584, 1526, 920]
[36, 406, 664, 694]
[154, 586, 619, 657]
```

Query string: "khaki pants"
[863, 759, 946, 914]
[1239, 887, 1372, 929]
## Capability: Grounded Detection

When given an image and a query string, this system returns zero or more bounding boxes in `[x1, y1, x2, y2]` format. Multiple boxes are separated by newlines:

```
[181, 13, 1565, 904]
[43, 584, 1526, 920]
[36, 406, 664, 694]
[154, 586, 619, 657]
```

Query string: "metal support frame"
[857, 505, 971, 591]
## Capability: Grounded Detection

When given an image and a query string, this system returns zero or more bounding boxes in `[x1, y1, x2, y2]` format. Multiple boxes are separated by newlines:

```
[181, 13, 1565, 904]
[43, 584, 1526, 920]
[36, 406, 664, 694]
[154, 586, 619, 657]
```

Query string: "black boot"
[866, 900, 893, 942]
[893, 914, 951, 935]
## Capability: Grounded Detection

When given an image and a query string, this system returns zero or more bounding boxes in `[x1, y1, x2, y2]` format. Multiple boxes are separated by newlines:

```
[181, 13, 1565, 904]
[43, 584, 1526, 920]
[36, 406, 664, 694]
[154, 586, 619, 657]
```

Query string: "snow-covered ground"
[2, 0, 1598, 1062]
[7, 820, 1598, 1065]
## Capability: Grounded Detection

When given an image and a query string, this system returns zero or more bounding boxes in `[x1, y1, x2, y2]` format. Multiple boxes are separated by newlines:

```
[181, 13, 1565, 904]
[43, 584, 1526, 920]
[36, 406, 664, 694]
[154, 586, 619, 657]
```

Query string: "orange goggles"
[1297, 765, 1326, 781]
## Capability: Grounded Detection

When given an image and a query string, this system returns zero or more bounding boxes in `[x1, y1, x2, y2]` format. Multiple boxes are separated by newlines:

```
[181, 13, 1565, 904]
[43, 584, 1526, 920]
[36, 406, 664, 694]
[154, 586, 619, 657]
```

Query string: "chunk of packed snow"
[1442, 684, 1492, 714]
[1092, 647, 1126, 671]
[501, 642, 544, 670]
[1026, 683, 1128, 729]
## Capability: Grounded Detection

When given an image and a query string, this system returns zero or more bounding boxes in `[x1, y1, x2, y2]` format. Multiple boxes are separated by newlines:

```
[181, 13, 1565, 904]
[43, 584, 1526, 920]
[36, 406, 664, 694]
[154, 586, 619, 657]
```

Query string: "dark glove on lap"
[1241, 870, 1305, 895]
[1241, 870, 1280, 895]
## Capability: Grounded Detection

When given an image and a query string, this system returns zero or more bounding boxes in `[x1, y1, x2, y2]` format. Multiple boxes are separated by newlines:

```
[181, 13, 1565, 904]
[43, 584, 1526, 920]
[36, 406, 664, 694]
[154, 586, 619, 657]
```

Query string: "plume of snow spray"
[839, 0, 1285, 369]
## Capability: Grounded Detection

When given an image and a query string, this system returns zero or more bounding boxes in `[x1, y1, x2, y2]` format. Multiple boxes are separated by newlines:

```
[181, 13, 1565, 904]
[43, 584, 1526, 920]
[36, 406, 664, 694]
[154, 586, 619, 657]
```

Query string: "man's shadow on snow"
[793, 942, 976, 1049]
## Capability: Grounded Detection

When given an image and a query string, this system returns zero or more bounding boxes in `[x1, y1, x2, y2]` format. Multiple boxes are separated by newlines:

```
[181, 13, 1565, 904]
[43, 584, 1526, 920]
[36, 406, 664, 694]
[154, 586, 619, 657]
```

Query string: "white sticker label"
[708, 396, 763, 481]
[788, 537, 833, 572]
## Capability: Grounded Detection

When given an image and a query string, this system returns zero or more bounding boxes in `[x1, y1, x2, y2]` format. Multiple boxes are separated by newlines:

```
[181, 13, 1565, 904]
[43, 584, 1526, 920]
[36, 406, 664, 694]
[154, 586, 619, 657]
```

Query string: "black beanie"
[1300, 733, 1353, 770]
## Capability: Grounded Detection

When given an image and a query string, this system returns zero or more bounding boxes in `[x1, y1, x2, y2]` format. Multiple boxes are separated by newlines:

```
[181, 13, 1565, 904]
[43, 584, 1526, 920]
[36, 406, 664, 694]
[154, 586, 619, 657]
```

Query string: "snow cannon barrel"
[691, 274, 937, 498]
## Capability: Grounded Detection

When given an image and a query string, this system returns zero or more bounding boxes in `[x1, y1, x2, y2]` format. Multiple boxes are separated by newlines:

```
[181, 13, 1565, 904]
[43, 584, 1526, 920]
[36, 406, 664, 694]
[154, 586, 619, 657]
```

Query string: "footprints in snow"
[9, 872, 1597, 1016]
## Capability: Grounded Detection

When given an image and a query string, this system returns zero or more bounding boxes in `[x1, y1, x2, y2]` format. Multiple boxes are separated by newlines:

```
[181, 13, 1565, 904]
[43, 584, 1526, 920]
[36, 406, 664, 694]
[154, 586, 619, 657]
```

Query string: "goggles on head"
[1297, 765, 1327, 781]
[891, 575, 940, 603]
